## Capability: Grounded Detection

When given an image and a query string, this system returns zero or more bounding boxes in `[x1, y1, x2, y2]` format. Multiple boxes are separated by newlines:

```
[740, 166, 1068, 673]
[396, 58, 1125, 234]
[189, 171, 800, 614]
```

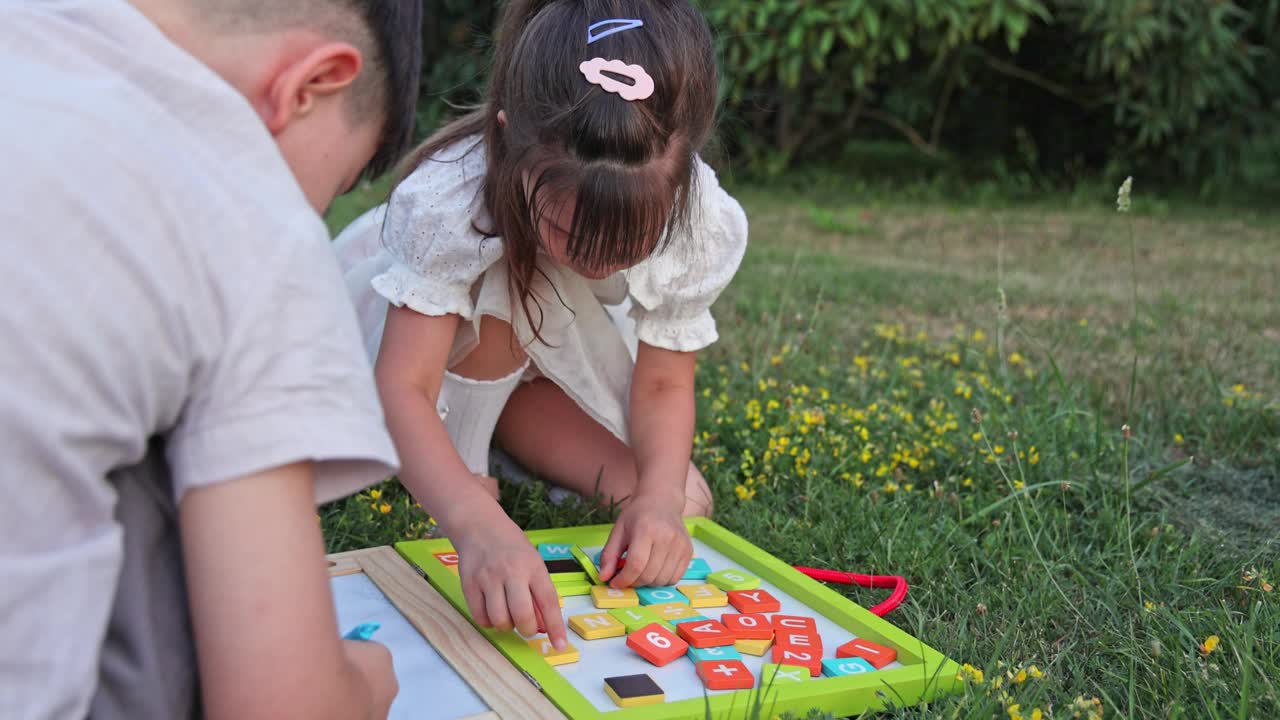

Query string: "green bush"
[701, 0, 1052, 174]
[415, 0, 495, 135]
[411, 0, 1280, 195]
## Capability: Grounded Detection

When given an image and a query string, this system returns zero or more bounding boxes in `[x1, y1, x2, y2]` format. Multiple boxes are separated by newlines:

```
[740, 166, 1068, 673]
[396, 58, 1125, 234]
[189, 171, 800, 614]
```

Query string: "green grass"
[323, 178, 1279, 719]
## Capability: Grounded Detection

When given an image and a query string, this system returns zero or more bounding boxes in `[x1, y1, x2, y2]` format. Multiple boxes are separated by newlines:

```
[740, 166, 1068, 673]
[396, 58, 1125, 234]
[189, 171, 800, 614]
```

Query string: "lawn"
[323, 177, 1279, 719]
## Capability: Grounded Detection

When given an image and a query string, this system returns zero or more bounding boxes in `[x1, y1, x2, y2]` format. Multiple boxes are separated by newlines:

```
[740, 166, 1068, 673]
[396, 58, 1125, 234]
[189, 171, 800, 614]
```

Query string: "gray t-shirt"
[0, 2, 399, 718]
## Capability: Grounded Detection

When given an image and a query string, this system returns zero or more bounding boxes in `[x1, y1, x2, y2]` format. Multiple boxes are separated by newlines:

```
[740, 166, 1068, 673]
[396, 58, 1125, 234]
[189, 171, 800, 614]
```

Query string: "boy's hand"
[452, 507, 568, 651]
[180, 463, 401, 720]
[342, 639, 397, 717]
[599, 491, 691, 589]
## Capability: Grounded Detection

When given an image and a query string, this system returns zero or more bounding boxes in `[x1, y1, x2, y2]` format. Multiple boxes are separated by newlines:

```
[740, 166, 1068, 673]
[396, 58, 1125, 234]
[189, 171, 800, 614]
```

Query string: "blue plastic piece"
[682, 558, 711, 580]
[343, 622, 381, 641]
[822, 657, 875, 677]
[688, 645, 743, 663]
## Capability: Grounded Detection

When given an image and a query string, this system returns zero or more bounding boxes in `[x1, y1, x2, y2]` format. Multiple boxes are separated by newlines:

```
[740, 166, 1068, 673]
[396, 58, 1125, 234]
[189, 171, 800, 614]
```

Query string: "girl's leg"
[447, 316, 530, 501]
[493, 378, 714, 517]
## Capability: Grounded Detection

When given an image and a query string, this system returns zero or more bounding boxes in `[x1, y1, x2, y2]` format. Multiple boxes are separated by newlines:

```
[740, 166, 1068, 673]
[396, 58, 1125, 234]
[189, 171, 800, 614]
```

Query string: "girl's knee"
[682, 464, 713, 518]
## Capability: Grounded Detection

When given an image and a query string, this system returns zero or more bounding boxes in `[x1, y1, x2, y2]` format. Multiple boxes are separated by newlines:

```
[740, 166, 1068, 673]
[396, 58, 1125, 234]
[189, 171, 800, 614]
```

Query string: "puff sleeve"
[625, 158, 748, 352]
[370, 141, 503, 319]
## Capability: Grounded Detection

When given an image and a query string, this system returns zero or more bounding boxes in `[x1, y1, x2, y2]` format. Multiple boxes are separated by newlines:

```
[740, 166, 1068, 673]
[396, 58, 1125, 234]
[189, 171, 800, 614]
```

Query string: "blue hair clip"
[587, 18, 644, 44]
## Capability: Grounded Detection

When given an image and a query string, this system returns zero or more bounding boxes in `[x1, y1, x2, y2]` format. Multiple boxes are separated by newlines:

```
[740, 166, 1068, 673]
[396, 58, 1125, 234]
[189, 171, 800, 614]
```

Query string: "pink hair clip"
[579, 57, 654, 102]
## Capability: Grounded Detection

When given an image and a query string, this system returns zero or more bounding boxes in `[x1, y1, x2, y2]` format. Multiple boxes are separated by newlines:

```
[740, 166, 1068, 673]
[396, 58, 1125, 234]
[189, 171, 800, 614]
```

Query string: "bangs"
[525, 153, 697, 274]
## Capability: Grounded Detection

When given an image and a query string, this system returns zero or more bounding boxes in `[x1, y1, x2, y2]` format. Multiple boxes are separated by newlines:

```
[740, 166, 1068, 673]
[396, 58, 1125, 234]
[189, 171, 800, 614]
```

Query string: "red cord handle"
[792, 566, 908, 617]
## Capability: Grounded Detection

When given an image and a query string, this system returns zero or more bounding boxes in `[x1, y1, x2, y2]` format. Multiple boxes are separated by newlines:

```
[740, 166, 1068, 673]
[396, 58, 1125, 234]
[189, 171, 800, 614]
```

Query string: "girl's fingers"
[612, 536, 651, 589]
[659, 547, 686, 587]
[634, 543, 669, 588]
[484, 582, 514, 633]
[531, 575, 568, 650]
[504, 580, 538, 638]
[599, 521, 627, 582]
[670, 538, 694, 586]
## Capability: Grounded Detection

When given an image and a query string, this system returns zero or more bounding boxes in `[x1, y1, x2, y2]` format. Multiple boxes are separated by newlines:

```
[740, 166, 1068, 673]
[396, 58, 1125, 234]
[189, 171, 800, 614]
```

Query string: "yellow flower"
[972, 329, 986, 342]
[770, 354, 783, 366]
[1174, 433, 1184, 445]
[1014, 668, 1028, 683]
[1031, 710, 1044, 720]
[956, 663, 985, 684]
[1143, 601, 1155, 612]
[1009, 352, 1025, 366]
[1027, 665, 1043, 679]
[1008, 704, 1023, 720]
[1199, 635, 1220, 655]
[734, 485, 757, 501]
[378, 503, 392, 514]
[1079, 317, 1089, 327]
[370, 489, 382, 500]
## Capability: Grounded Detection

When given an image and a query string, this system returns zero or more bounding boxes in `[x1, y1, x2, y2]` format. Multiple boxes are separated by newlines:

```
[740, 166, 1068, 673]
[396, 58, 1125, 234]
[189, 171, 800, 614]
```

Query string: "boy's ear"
[261, 42, 363, 135]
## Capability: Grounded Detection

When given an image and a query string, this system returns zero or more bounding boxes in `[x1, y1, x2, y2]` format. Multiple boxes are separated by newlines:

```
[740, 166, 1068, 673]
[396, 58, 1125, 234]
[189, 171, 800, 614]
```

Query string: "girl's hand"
[599, 491, 692, 589]
[452, 503, 568, 650]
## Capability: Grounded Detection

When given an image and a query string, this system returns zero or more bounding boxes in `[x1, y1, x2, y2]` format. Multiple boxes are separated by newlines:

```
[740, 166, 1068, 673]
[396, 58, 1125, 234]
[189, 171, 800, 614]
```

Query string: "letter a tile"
[677, 618, 735, 648]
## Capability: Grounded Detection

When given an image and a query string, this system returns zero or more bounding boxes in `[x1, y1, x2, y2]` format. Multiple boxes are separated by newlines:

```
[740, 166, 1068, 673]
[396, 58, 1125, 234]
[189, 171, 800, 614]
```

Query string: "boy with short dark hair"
[0, 2, 423, 718]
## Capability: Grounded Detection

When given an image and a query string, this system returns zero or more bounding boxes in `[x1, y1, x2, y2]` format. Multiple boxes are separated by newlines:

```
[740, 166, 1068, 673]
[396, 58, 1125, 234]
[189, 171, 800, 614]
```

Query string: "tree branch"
[980, 51, 1108, 109]
[862, 108, 939, 157]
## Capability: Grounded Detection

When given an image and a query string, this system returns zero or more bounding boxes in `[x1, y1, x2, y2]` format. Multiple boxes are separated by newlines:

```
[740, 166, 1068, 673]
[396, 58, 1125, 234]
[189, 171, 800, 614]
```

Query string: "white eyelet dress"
[334, 137, 748, 477]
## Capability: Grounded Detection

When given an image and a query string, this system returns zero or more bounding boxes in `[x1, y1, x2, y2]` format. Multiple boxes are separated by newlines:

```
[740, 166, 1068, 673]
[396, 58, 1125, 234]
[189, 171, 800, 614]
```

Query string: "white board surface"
[331, 573, 490, 720]
[545, 539, 903, 713]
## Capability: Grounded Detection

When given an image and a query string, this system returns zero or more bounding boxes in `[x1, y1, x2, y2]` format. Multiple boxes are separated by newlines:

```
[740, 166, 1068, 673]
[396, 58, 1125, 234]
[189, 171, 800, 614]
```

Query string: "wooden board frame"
[326, 546, 566, 720]
[395, 518, 962, 720]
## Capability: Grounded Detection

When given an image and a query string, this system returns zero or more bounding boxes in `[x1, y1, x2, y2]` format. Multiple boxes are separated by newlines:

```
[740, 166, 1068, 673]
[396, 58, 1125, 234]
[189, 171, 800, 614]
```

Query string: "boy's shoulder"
[3, 0, 324, 256]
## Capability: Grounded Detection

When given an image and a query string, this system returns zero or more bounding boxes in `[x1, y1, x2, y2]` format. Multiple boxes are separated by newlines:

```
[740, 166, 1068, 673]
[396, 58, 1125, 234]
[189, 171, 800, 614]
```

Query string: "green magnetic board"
[396, 518, 961, 719]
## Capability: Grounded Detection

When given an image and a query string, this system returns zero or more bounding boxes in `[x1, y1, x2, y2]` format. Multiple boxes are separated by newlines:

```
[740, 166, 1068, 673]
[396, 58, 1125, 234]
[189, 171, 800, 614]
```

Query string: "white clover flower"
[1117, 176, 1133, 213]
